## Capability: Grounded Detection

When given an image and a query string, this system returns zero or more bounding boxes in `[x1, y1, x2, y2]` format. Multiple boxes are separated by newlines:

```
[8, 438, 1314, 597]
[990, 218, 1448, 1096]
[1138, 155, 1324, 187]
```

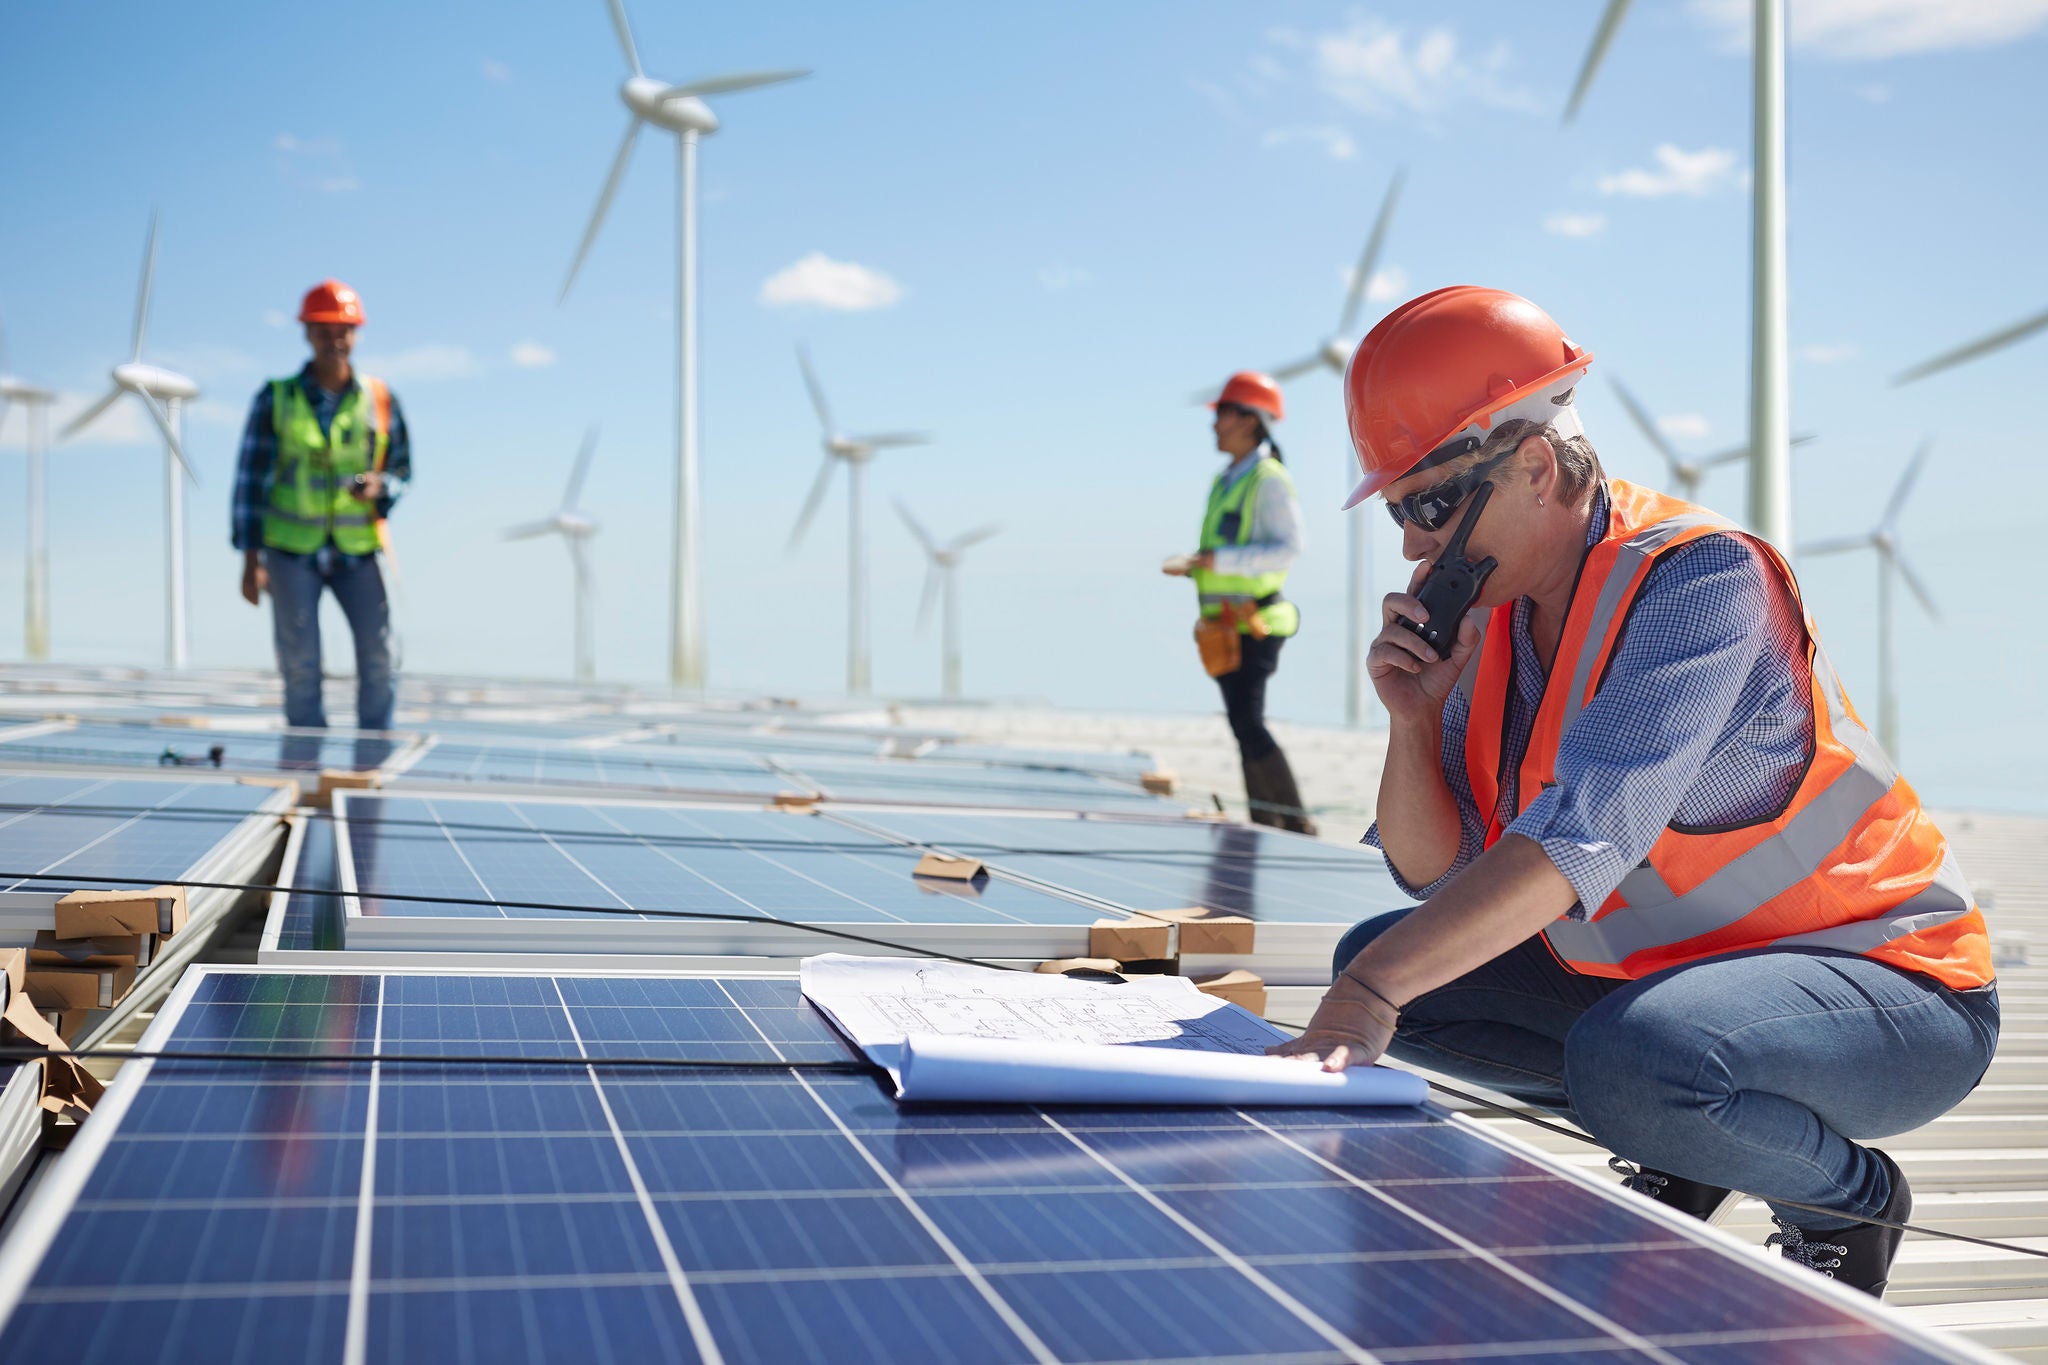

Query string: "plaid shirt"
[1365, 484, 1814, 911]
[230, 363, 411, 552]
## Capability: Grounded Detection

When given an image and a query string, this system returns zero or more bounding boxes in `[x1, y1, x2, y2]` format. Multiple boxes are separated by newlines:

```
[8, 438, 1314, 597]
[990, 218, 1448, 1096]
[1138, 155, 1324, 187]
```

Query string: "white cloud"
[1037, 264, 1091, 292]
[1544, 211, 1608, 238]
[1301, 17, 1529, 119]
[1659, 413, 1711, 440]
[1691, 0, 2048, 59]
[357, 344, 481, 383]
[1598, 144, 1742, 198]
[509, 342, 557, 368]
[1261, 125, 1357, 160]
[1798, 342, 1860, 364]
[481, 58, 512, 82]
[758, 253, 903, 311]
[263, 309, 289, 329]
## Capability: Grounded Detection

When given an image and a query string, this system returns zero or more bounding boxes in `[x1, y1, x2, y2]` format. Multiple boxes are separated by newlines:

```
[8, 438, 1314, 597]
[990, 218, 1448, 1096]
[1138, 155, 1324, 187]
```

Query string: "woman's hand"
[1265, 973, 1399, 1072]
[1368, 561, 1483, 724]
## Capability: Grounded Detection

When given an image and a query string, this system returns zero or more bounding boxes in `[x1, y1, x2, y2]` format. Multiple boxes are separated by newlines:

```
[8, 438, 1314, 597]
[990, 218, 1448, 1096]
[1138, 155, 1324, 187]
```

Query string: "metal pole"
[575, 555, 594, 684]
[1747, 0, 1793, 549]
[942, 565, 961, 700]
[1345, 512, 1371, 728]
[165, 398, 187, 669]
[1877, 555, 1897, 760]
[847, 458, 868, 695]
[671, 130, 706, 688]
[25, 401, 49, 661]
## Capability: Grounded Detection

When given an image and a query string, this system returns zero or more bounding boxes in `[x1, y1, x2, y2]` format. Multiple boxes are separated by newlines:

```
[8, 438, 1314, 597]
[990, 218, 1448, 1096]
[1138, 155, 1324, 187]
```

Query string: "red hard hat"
[1208, 371, 1284, 423]
[298, 279, 366, 326]
[1341, 286, 1591, 509]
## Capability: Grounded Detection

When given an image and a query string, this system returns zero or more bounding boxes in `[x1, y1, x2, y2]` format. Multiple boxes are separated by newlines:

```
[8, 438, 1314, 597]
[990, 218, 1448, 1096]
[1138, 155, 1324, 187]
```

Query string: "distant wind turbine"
[559, 0, 807, 689]
[57, 213, 201, 668]
[1608, 376, 1816, 504]
[0, 316, 57, 660]
[788, 345, 930, 696]
[1798, 440, 1938, 761]
[896, 501, 1000, 700]
[1568, 0, 1795, 550]
[1894, 305, 2048, 386]
[504, 428, 602, 683]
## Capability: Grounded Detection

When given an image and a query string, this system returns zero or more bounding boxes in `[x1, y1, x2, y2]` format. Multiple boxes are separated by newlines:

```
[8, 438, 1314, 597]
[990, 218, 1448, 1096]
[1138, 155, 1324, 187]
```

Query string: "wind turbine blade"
[1796, 535, 1871, 559]
[916, 564, 941, 633]
[859, 431, 931, 449]
[1881, 438, 1933, 531]
[134, 390, 198, 484]
[1892, 550, 1941, 622]
[1266, 354, 1324, 383]
[606, 0, 642, 74]
[0, 397, 9, 442]
[131, 211, 160, 362]
[503, 518, 558, 541]
[57, 387, 125, 443]
[949, 523, 1002, 551]
[663, 69, 810, 99]
[1564, 0, 1635, 123]
[894, 499, 936, 554]
[1894, 305, 2048, 386]
[1700, 430, 1819, 469]
[560, 118, 642, 303]
[1337, 168, 1405, 336]
[564, 426, 600, 509]
[796, 344, 834, 431]
[1608, 377, 1683, 474]
[787, 455, 837, 551]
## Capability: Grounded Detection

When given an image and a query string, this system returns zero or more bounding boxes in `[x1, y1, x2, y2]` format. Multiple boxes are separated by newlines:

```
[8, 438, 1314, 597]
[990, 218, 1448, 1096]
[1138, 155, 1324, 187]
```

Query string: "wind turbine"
[503, 428, 602, 684]
[788, 345, 930, 696]
[1895, 305, 2048, 386]
[1252, 169, 1404, 731]
[0, 318, 57, 661]
[559, 0, 806, 690]
[896, 501, 1000, 700]
[1798, 440, 1938, 761]
[1567, 0, 1794, 551]
[57, 214, 200, 668]
[1608, 376, 1816, 504]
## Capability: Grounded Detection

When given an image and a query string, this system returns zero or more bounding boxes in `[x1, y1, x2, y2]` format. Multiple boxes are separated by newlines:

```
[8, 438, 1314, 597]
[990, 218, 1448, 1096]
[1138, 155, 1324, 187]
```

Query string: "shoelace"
[1765, 1219, 1848, 1276]
[1607, 1155, 1668, 1195]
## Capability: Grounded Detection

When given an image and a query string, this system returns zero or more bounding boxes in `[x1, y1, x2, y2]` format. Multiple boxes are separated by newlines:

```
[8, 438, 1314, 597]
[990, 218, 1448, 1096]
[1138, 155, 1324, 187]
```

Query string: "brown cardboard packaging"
[1191, 968, 1268, 1016]
[31, 931, 150, 970]
[1135, 907, 1256, 957]
[0, 949, 105, 1116]
[54, 886, 187, 939]
[1089, 917, 1173, 962]
[912, 852, 987, 881]
[26, 964, 136, 1011]
[771, 793, 818, 811]
[1139, 770, 1178, 795]
[313, 769, 381, 809]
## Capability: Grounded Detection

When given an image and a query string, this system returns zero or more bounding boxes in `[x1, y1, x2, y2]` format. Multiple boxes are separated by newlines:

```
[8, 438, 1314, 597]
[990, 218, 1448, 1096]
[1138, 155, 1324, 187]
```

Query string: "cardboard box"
[235, 774, 303, 803]
[1034, 957, 1124, 976]
[54, 886, 187, 940]
[41, 1009, 92, 1044]
[31, 931, 149, 970]
[26, 963, 136, 1011]
[1089, 917, 1172, 962]
[771, 792, 818, 811]
[1137, 908, 1256, 957]
[314, 769, 381, 809]
[1191, 968, 1267, 1017]
[912, 852, 986, 882]
[1140, 769, 1178, 795]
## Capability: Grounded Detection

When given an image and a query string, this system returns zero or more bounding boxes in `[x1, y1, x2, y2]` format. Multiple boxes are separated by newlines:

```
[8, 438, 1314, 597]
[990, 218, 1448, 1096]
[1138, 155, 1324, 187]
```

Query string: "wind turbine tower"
[560, 0, 806, 690]
[58, 214, 200, 668]
[0, 322, 57, 660]
[504, 428, 603, 684]
[1798, 441, 1938, 761]
[896, 501, 1000, 700]
[788, 346, 931, 696]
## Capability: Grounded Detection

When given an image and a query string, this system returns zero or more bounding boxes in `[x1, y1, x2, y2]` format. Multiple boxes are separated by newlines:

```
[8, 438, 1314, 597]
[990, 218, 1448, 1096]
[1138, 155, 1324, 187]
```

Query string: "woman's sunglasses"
[1386, 451, 1514, 532]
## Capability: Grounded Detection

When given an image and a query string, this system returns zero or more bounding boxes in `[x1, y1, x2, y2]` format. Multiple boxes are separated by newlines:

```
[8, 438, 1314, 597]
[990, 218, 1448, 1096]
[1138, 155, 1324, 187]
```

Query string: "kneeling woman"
[1275, 286, 1997, 1299]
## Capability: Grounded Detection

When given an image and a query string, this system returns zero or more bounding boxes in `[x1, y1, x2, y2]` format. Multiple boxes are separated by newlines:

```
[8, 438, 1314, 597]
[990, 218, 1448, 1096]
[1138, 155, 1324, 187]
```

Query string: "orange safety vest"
[1459, 479, 1991, 991]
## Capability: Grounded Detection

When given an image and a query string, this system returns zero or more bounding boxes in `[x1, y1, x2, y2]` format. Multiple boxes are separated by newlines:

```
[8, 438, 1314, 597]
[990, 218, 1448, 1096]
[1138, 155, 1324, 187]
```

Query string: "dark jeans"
[264, 546, 395, 732]
[1215, 634, 1284, 762]
[1334, 910, 2000, 1229]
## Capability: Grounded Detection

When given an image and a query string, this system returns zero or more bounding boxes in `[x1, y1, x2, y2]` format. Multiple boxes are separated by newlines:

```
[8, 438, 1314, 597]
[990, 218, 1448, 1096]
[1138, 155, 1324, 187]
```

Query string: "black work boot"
[1241, 750, 1317, 836]
[1765, 1149, 1911, 1299]
[1609, 1157, 1742, 1224]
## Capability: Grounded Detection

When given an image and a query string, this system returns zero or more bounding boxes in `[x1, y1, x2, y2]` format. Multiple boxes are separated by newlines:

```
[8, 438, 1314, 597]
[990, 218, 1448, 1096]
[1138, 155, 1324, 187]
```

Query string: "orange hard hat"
[298, 279, 366, 326]
[1340, 286, 1592, 509]
[1208, 371, 1284, 423]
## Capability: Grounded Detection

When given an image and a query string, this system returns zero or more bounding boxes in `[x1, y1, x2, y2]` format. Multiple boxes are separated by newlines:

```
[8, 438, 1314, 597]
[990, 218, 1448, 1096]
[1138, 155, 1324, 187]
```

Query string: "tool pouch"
[1194, 615, 1242, 677]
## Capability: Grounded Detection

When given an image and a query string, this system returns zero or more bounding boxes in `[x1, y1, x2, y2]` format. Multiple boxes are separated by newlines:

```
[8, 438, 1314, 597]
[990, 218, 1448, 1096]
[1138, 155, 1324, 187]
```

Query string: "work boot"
[1609, 1156, 1742, 1224]
[1765, 1149, 1911, 1299]
[1242, 750, 1317, 836]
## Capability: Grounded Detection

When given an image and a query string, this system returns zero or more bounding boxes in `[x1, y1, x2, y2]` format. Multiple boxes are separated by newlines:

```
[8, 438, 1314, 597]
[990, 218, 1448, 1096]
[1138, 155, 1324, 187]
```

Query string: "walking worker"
[1165, 372, 1316, 836]
[1273, 286, 1996, 1297]
[231, 279, 410, 732]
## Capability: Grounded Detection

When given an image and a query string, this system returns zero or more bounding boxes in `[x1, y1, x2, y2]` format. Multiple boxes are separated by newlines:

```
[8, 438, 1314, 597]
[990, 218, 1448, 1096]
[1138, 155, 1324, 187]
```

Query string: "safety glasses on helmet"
[1385, 450, 1514, 531]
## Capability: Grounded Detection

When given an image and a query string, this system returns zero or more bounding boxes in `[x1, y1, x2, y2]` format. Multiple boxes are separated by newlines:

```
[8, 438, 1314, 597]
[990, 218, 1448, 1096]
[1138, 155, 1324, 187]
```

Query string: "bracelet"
[1340, 969, 1403, 1016]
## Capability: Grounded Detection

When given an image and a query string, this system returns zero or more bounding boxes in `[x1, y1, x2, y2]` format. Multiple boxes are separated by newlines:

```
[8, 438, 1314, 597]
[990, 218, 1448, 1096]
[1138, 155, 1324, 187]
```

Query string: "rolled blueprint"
[896, 1033, 1428, 1107]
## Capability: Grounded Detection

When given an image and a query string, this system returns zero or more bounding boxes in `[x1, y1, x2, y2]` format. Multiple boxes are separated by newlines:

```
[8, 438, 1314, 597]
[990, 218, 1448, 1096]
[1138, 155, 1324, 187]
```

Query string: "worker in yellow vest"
[1165, 372, 1315, 835]
[231, 280, 410, 732]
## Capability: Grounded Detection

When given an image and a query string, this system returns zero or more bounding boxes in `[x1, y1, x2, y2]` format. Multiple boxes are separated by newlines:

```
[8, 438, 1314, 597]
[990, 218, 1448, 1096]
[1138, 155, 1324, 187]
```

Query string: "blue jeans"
[1334, 911, 1999, 1229]
[264, 546, 395, 732]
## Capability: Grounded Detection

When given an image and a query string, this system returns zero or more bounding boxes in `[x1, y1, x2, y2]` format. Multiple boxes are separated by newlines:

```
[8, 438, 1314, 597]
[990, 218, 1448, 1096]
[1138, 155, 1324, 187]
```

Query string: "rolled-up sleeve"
[1363, 683, 1487, 900]
[1507, 537, 1774, 911]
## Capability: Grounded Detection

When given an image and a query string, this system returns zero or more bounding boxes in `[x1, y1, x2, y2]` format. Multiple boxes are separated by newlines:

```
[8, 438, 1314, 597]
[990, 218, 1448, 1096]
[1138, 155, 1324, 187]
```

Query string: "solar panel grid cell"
[0, 775, 282, 897]
[388, 741, 795, 800]
[0, 969, 1972, 1365]
[0, 724, 406, 775]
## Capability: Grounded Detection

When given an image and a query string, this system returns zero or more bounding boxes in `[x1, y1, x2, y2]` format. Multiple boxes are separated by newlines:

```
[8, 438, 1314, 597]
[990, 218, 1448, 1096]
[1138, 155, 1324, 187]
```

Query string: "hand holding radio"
[1369, 481, 1497, 721]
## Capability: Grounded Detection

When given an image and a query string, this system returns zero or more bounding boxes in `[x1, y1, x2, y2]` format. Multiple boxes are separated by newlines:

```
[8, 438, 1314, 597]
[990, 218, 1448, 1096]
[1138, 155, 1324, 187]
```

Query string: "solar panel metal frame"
[380, 734, 815, 804]
[764, 753, 1184, 815]
[331, 791, 1120, 965]
[0, 718, 423, 780]
[0, 961, 1995, 1365]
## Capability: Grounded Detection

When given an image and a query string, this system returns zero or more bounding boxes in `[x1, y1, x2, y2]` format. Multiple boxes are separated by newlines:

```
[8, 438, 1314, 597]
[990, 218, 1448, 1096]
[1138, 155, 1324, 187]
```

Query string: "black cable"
[11, 1047, 874, 1074]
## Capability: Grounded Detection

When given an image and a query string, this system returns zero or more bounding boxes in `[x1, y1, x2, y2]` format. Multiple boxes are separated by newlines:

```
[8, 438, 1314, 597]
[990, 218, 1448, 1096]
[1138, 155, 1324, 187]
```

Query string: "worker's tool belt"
[1193, 595, 1277, 677]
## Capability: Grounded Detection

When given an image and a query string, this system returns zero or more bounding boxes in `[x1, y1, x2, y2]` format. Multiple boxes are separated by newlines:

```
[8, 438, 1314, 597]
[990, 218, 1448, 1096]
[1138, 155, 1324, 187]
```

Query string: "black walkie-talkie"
[1396, 481, 1499, 658]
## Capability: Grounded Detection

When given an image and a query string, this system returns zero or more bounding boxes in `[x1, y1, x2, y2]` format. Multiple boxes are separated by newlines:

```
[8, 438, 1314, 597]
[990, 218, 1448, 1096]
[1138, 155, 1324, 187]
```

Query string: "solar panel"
[770, 755, 1176, 813]
[0, 722, 409, 776]
[921, 743, 1159, 782]
[386, 740, 802, 801]
[263, 813, 342, 956]
[0, 964, 1979, 1364]
[336, 794, 1103, 959]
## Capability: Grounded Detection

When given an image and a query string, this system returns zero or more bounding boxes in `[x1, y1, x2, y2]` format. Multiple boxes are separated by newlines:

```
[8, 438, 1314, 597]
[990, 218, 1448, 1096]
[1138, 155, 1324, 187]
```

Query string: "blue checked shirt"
[1365, 485, 1814, 913]
[230, 364, 411, 553]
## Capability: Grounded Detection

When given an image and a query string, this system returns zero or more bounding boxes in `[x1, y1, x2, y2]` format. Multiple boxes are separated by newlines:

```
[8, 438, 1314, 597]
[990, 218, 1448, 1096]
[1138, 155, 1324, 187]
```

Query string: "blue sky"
[3, 1, 2046, 810]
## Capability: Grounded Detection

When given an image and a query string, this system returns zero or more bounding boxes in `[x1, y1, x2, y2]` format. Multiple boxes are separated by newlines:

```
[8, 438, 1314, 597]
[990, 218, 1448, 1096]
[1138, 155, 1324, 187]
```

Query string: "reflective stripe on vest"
[262, 374, 389, 555]
[1461, 478, 1991, 990]
[1192, 455, 1298, 637]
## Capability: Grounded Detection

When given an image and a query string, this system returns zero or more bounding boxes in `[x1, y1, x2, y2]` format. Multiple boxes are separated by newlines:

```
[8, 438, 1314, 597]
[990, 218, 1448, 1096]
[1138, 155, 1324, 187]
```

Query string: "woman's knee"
[1562, 985, 1723, 1146]
[1330, 908, 1414, 981]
